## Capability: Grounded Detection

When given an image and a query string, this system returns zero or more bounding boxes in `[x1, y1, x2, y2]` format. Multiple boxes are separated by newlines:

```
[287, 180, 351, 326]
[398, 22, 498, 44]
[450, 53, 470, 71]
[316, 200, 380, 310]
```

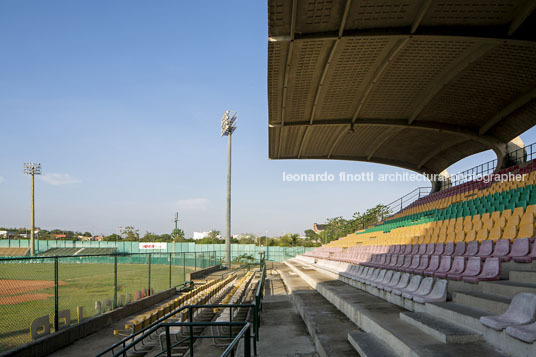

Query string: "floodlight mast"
[221, 110, 237, 269]
[23, 163, 41, 256]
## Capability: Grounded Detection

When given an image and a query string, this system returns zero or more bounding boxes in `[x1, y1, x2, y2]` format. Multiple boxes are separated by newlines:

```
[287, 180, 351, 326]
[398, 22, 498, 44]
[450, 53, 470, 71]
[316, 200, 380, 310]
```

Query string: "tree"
[103, 234, 121, 242]
[83, 232, 92, 237]
[304, 229, 320, 242]
[171, 228, 186, 242]
[122, 226, 139, 241]
[280, 233, 300, 247]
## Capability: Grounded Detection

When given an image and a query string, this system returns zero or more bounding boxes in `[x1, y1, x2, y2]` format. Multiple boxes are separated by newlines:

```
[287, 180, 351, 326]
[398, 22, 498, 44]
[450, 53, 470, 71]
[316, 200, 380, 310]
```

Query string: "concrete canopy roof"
[267, 0, 536, 174]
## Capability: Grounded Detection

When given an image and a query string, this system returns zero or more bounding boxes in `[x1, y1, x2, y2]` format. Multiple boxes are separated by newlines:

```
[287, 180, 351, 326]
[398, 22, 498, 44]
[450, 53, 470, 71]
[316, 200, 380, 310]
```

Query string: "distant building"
[192, 232, 222, 240]
[313, 224, 327, 233]
[54, 234, 67, 239]
[94, 235, 104, 241]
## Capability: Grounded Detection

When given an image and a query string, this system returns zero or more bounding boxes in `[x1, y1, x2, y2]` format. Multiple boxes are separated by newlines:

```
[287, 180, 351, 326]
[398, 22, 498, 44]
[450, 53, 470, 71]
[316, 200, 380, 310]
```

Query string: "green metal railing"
[101, 262, 267, 357]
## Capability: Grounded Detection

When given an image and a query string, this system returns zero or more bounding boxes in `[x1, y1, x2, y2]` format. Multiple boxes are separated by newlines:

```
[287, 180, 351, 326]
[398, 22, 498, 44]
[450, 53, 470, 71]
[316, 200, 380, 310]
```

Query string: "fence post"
[54, 257, 59, 332]
[194, 252, 197, 271]
[244, 326, 251, 357]
[113, 255, 118, 309]
[148, 254, 151, 295]
[165, 325, 172, 357]
[169, 253, 172, 289]
[183, 252, 186, 283]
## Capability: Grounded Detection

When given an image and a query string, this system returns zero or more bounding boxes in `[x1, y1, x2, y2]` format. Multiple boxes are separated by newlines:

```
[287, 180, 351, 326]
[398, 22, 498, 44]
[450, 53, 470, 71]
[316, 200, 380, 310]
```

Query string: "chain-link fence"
[0, 251, 216, 352]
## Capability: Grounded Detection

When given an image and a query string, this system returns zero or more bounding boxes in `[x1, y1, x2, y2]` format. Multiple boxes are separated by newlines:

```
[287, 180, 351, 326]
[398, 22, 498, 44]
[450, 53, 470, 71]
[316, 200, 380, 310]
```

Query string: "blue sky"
[1, 1, 535, 237]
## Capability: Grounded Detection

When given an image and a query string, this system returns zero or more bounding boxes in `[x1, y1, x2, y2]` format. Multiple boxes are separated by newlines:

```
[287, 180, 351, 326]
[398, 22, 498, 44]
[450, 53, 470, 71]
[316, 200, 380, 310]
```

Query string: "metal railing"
[0, 251, 218, 352]
[382, 141, 536, 217]
[100, 262, 267, 357]
[385, 186, 431, 215]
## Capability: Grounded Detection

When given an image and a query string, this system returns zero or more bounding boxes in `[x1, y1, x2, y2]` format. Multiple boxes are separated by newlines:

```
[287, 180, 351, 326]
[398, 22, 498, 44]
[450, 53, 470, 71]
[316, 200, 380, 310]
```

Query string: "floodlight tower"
[221, 110, 237, 269]
[23, 163, 41, 256]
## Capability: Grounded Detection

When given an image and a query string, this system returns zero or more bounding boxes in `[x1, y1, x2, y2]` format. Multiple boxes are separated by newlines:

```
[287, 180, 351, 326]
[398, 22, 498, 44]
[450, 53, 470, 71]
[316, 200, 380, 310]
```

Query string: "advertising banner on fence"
[139, 242, 167, 250]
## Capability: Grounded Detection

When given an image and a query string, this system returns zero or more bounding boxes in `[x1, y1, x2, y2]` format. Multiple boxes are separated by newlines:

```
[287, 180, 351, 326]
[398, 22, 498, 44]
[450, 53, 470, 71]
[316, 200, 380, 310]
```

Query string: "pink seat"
[403, 245, 412, 255]
[433, 256, 453, 278]
[433, 243, 445, 256]
[450, 256, 481, 281]
[394, 255, 405, 269]
[418, 244, 427, 255]
[410, 244, 419, 255]
[513, 241, 536, 263]
[405, 255, 420, 272]
[423, 255, 441, 276]
[443, 256, 466, 279]
[492, 239, 511, 262]
[444, 242, 455, 256]
[506, 238, 530, 260]
[388, 245, 397, 254]
[463, 257, 501, 283]
[453, 242, 466, 256]
[387, 254, 398, 267]
[464, 241, 479, 256]
[398, 255, 413, 271]
[412, 255, 430, 274]
[477, 240, 494, 258]
[425, 243, 435, 255]
[393, 245, 401, 254]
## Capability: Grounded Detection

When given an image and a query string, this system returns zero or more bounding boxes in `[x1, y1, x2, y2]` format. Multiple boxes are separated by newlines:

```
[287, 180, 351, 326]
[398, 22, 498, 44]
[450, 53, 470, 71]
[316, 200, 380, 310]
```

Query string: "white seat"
[480, 293, 536, 330]
[385, 273, 409, 293]
[378, 271, 401, 290]
[393, 275, 422, 296]
[505, 321, 536, 343]
[413, 279, 448, 304]
[402, 277, 434, 300]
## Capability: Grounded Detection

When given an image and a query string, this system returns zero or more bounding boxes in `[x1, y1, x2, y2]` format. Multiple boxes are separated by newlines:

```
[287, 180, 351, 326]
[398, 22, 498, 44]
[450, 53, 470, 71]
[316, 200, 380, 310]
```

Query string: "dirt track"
[0, 279, 66, 304]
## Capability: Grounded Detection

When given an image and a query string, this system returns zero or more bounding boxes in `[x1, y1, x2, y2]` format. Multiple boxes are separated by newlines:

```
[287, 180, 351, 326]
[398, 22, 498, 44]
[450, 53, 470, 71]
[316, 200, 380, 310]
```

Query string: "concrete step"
[480, 280, 536, 298]
[426, 302, 488, 333]
[509, 270, 536, 284]
[452, 291, 511, 315]
[347, 331, 397, 357]
[400, 312, 482, 344]
[286, 260, 504, 357]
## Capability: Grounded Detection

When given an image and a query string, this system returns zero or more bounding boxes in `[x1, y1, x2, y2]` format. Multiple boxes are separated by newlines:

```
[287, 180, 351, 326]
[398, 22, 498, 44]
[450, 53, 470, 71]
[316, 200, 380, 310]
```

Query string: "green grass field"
[0, 262, 193, 352]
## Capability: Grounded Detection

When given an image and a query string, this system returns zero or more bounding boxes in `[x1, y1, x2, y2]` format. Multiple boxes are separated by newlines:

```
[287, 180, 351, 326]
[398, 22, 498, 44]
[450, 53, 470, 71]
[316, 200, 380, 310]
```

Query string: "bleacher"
[108, 271, 258, 356]
[38, 247, 117, 256]
[0, 247, 29, 257]
[293, 160, 536, 356]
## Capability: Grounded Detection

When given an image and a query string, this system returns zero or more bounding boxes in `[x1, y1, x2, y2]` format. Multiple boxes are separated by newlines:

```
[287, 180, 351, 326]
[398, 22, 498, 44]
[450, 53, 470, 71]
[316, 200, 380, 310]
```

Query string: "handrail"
[221, 323, 251, 357]
[99, 265, 266, 357]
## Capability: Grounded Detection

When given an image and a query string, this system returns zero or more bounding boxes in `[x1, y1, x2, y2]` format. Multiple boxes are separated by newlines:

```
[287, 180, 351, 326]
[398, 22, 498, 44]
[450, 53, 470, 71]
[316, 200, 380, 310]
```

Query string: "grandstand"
[0, 247, 29, 256]
[38, 247, 117, 256]
[266, 0, 536, 356]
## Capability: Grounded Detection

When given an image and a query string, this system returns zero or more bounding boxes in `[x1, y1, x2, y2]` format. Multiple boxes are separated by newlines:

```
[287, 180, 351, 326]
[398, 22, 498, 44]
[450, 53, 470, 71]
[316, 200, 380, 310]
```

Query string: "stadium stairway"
[285, 257, 536, 357]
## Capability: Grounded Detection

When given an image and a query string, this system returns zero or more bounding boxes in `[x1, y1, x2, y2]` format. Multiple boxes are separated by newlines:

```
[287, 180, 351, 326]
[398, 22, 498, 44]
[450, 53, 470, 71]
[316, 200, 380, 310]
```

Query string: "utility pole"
[23, 163, 41, 256]
[221, 110, 237, 269]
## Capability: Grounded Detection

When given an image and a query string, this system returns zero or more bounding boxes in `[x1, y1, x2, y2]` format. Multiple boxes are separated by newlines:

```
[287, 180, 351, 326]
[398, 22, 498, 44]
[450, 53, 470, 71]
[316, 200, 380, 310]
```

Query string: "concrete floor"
[250, 268, 318, 357]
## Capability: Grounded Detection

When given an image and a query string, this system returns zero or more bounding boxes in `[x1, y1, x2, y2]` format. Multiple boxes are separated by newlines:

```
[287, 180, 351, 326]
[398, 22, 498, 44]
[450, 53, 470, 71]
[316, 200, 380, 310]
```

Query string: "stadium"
[2, 0, 536, 356]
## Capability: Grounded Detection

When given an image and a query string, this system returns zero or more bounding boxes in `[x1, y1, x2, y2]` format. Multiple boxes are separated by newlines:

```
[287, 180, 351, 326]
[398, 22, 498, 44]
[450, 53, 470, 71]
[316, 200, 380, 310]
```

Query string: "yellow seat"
[491, 211, 501, 221]
[501, 209, 512, 220]
[513, 206, 524, 217]
[506, 215, 520, 229]
[473, 220, 483, 231]
[526, 205, 536, 216]
[476, 228, 489, 242]
[488, 227, 502, 241]
[502, 225, 517, 241]
[521, 211, 534, 225]
[493, 217, 506, 229]
[465, 230, 476, 242]
[517, 223, 534, 239]
[455, 231, 465, 242]
[446, 231, 456, 243]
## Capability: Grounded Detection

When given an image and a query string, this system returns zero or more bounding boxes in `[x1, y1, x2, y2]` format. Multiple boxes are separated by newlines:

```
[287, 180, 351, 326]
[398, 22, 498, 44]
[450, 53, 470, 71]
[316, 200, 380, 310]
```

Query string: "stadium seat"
[413, 279, 448, 304]
[506, 322, 536, 343]
[491, 239, 511, 261]
[402, 277, 434, 300]
[384, 272, 409, 293]
[433, 256, 453, 278]
[392, 275, 422, 296]
[480, 293, 536, 330]
[463, 257, 501, 283]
